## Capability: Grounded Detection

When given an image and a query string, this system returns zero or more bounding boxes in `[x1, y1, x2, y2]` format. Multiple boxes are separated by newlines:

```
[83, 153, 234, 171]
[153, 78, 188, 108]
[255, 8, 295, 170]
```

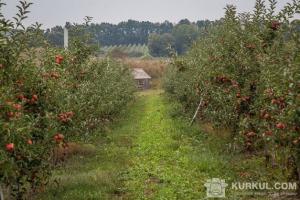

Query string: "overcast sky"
[1, 0, 297, 28]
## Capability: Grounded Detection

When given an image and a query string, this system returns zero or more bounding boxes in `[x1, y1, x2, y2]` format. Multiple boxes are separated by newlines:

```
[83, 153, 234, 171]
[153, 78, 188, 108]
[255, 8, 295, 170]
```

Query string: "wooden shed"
[132, 68, 151, 90]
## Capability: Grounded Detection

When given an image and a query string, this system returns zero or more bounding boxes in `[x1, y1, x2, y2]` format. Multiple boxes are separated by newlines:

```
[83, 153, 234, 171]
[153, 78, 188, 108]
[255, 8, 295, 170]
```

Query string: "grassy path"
[37, 90, 270, 200]
[121, 91, 206, 199]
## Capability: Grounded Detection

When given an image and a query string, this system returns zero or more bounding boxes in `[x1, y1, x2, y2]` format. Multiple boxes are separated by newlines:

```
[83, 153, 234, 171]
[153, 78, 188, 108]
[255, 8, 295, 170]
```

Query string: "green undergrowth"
[36, 90, 293, 200]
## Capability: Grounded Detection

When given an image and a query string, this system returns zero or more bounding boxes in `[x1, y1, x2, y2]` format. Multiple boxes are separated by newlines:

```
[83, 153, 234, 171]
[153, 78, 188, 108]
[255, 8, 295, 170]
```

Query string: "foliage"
[148, 33, 175, 57]
[148, 21, 213, 57]
[164, 0, 300, 184]
[172, 23, 199, 54]
[45, 20, 173, 47]
[0, 1, 135, 199]
[45, 20, 213, 52]
[68, 58, 136, 136]
[37, 91, 287, 199]
[35, 92, 220, 199]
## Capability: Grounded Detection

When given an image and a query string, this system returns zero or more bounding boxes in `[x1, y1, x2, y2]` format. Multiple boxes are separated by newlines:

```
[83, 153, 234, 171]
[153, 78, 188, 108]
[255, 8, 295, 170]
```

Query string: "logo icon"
[204, 178, 228, 198]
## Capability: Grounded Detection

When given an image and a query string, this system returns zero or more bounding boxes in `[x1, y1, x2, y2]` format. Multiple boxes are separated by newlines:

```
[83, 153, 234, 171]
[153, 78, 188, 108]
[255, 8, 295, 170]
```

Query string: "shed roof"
[132, 68, 151, 79]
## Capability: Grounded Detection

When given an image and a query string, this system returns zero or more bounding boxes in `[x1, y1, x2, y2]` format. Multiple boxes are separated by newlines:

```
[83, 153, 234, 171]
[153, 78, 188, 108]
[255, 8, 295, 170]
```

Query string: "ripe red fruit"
[32, 95, 38, 101]
[29, 95, 38, 104]
[54, 133, 64, 143]
[27, 139, 33, 145]
[236, 93, 241, 98]
[16, 94, 26, 101]
[263, 113, 270, 120]
[66, 111, 74, 117]
[55, 55, 63, 64]
[271, 20, 280, 30]
[6, 143, 14, 152]
[276, 122, 286, 130]
[6, 111, 15, 118]
[58, 111, 75, 123]
[12, 103, 22, 110]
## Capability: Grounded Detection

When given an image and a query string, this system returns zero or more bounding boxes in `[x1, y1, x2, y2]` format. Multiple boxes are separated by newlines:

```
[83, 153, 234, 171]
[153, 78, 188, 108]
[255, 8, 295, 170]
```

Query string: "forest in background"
[44, 19, 213, 57]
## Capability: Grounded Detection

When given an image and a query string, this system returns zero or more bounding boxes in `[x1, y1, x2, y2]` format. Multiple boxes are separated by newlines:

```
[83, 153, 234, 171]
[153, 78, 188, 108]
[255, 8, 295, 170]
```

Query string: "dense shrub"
[68, 58, 135, 135]
[0, 1, 135, 199]
[164, 0, 300, 183]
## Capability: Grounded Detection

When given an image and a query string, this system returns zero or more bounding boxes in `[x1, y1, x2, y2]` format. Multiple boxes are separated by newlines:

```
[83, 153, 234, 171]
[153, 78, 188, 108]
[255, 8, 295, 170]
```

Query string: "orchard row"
[164, 0, 300, 184]
[0, 1, 135, 199]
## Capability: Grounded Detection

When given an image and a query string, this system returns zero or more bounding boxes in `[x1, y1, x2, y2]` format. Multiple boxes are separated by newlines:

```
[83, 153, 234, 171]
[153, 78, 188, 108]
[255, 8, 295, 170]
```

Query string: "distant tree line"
[45, 20, 173, 47]
[148, 19, 213, 56]
[44, 19, 213, 56]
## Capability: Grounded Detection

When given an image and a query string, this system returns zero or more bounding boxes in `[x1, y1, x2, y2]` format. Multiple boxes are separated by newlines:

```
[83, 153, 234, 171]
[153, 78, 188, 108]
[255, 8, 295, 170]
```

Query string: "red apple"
[271, 21, 280, 30]
[263, 113, 270, 120]
[27, 139, 33, 145]
[54, 133, 64, 143]
[32, 95, 38, 101]
[16, 94, 26, 101]
[276, 122, 286, 129]
[13, 103, 22, 110]
[6, 143, 14, 152]
[55, 55, 63, 64]
[6, 111, 15, 118]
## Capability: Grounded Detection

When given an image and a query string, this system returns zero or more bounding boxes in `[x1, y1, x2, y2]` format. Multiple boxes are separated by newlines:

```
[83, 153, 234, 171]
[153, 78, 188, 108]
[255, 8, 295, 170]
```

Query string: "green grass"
[36, 90, 293, 200]
[35, 94, 143, 200]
